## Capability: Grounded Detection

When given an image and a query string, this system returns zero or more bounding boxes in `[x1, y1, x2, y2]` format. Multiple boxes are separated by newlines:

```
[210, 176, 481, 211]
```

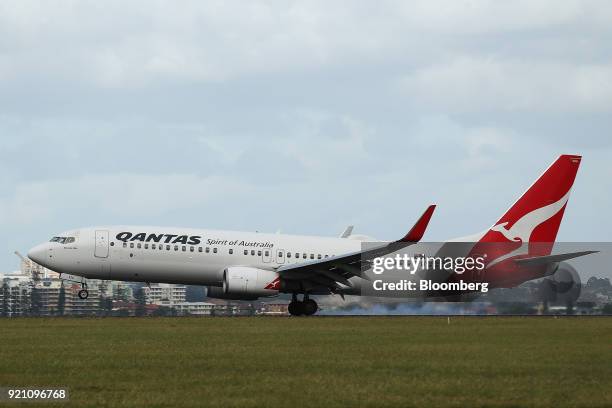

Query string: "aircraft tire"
[303, 299, 318, 316]
[288, 301, 304, 316]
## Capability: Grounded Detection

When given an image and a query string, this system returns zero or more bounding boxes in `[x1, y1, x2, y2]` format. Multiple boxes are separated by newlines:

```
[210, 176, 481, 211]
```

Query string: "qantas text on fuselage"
[115, 231, 274, 249]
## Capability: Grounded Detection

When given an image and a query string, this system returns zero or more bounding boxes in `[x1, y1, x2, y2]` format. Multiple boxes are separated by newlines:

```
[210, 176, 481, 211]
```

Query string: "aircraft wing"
[276, 205, 436, 292]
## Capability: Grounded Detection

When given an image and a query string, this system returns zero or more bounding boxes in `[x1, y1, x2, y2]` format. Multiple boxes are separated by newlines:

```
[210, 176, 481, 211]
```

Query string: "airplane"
[27, 154, 596, 316]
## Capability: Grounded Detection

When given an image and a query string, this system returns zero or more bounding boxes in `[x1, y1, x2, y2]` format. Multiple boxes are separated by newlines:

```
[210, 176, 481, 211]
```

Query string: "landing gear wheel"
[288, 301, 302, 316]
[303, 299, 318, 316]
[288, 301, 304, 316]
[78, 289, 89, 299]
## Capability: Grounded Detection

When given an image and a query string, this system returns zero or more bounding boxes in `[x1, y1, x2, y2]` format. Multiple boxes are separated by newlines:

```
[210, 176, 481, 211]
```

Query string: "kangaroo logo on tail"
[490, 190, 571, 244]
[487, 190, 571, 267]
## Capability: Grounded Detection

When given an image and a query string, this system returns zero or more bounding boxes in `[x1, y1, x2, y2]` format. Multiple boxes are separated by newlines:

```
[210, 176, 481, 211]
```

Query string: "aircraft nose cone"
[28, 244, 48, 266]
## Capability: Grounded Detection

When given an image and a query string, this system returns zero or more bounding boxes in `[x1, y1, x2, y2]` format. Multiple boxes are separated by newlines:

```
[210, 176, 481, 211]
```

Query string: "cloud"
[400, 57, 612, 113]
[0, 173, 263, 227]
[1, 1, 612, 272]
[1, 1, 611, 87]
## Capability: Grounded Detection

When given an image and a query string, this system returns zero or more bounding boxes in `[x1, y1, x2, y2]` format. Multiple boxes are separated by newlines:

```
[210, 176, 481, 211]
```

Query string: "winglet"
[398, 205, 436, 243]
[339, 225, 354, 238]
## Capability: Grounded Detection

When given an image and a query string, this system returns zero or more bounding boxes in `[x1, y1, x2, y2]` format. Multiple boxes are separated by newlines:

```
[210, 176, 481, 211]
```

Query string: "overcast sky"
[1, 1, 612, 272]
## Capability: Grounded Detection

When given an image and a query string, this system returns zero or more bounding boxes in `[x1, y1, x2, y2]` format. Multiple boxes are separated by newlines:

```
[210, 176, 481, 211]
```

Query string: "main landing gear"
[78, 282, 89, 300]
[288, 293, 318, 316]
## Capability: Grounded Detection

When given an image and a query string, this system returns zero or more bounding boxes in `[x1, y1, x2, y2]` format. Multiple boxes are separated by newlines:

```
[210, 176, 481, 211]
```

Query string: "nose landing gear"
[288, 293, 318, 316]
[77, 283, 89, 300]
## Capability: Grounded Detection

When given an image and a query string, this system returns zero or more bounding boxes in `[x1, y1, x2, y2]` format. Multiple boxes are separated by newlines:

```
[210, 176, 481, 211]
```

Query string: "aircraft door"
[276, 249, 285, 264]
[94, 230, 110, 258]
[262, 249, 272, 263]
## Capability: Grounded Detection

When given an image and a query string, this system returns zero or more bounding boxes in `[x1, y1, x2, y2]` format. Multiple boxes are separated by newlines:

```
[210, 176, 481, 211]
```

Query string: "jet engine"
[205, 286, 260, 301]
[207, 266, 280, 300]
[538, 261, 582, 305]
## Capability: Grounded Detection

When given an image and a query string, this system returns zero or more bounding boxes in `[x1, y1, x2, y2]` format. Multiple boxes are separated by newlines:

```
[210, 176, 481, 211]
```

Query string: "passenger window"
[123, 242, 127, 248]
[182, 246, 186, 252]
[137, 243, 142, 249]
[251, 250, 255, 256]
[166, 245, 171, 250]
[152, 244, 156, 249]
[257, 250, 262, 256]
[317, 254, 321, 259]
[206, 247, 210, 253]
[310, 254, 314, 259]
[244, 250, 248, 255]
[303, 253, 307, 259]
[198, 247, 203, 253]
[325, 255, 329, 258]
[265, 250, 269, 256]
[144, 244, 148, 249]
[130, 243, 134, 249]
[190, 246, 194, 252]
[229, 248, 233, 254]
[174, 245, 179, 251]
[213, 248, 218, 254]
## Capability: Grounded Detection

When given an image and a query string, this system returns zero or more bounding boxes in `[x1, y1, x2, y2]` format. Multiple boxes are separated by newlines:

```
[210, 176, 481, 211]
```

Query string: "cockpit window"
[50, 236, 76, 244]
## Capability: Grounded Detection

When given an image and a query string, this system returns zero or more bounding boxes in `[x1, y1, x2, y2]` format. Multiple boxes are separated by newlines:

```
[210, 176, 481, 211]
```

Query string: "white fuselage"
[28, 226, 364, 289]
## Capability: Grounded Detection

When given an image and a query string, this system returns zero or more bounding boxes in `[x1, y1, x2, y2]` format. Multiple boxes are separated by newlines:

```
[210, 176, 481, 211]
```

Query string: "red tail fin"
[480, 154, 581, 246]
[460, 155, 583, 286]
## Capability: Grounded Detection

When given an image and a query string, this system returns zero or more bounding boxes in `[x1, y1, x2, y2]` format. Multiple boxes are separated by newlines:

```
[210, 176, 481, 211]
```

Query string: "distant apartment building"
[0, 272, 32, 317]
[34, 279, 101, 316]
[144, 283, 186, 306]
[100, 281, 134, 302]
[17, 253, 58, 279]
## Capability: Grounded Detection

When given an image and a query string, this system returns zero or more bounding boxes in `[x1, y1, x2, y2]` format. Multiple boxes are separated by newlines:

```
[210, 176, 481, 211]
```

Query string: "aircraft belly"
[109, 257, 221, 285]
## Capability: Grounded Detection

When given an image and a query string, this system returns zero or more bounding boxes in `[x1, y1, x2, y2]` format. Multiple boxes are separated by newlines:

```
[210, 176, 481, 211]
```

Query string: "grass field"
[0, 317, 611, 408]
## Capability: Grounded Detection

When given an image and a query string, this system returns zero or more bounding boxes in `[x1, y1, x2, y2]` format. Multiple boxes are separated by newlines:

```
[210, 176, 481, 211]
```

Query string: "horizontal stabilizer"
[514, 250, 598, 266]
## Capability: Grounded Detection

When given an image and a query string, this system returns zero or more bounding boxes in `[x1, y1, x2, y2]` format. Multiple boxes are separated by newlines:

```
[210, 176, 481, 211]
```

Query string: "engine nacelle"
[538, 262, 582, 305]
[222, 266, 280, 298]
[205, 286, 260, 301]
